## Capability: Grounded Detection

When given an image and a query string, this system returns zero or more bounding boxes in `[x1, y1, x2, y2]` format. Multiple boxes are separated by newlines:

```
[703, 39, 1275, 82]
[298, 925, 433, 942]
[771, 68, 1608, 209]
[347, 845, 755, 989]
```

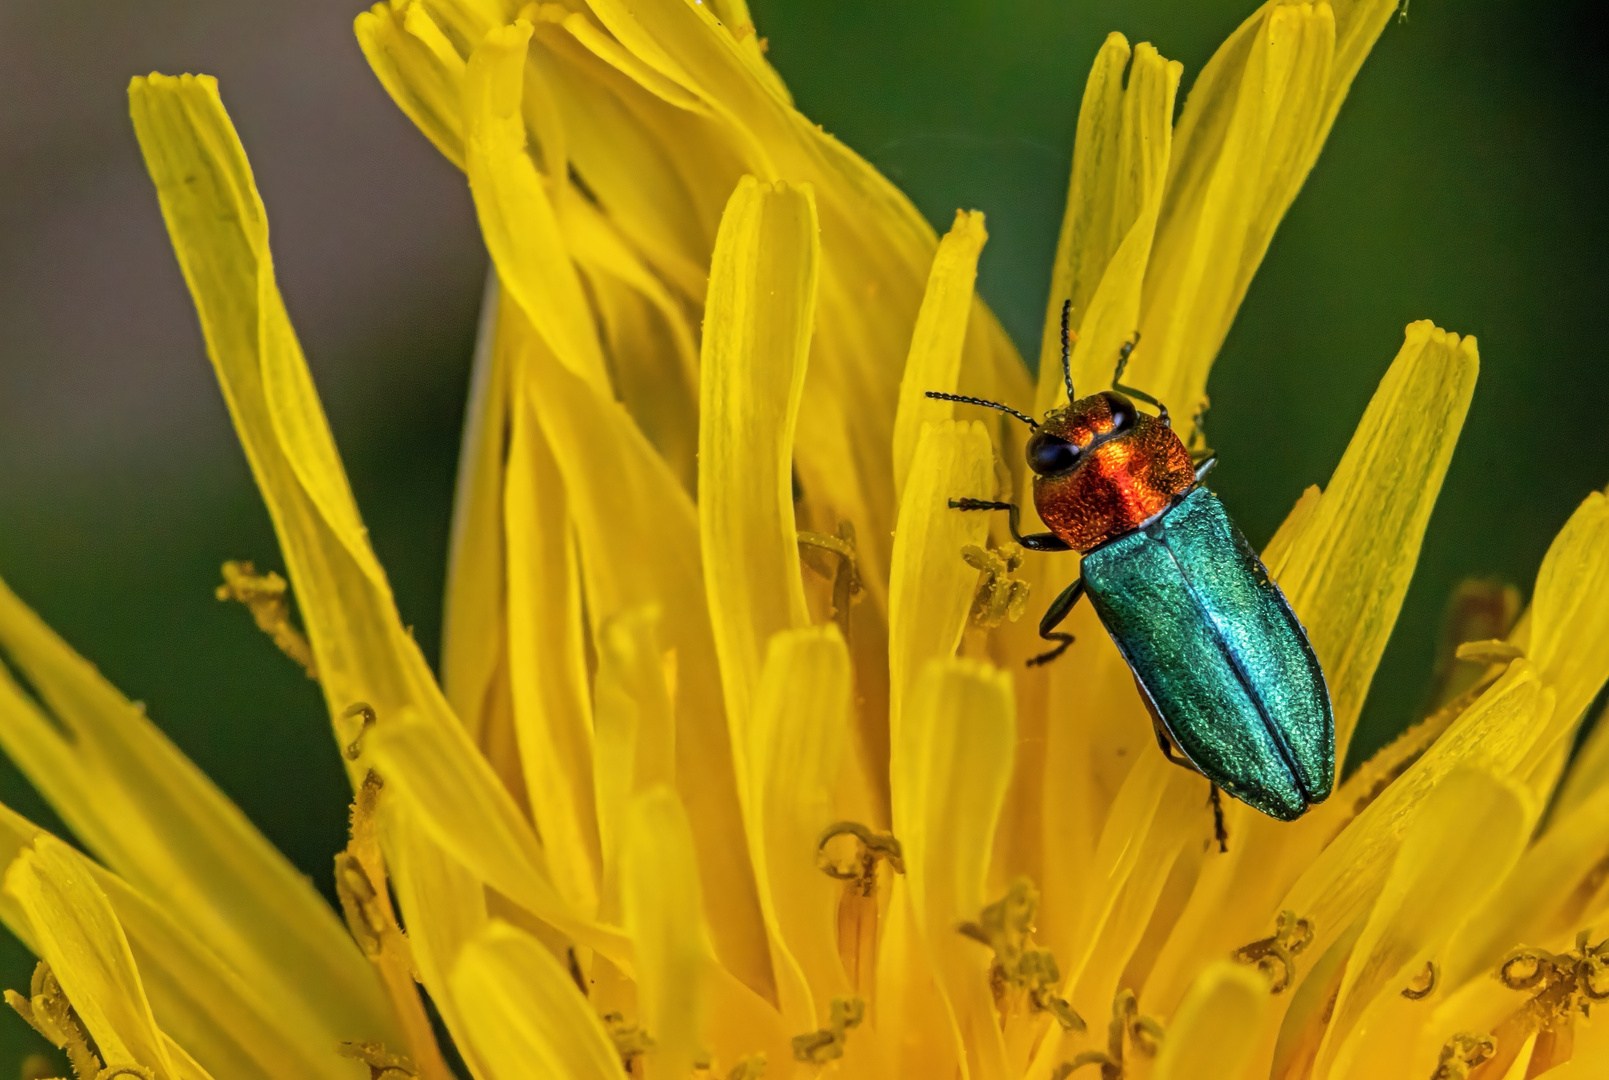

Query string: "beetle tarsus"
[1209, 785, 1229, 853]
[1027, 635, 1074, 667]
[948, 499, 1071, 552]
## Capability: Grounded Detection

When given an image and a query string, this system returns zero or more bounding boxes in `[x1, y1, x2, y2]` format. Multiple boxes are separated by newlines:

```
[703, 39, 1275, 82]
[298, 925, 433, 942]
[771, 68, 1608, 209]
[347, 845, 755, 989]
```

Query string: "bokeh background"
[1, 0, 1604, 1066]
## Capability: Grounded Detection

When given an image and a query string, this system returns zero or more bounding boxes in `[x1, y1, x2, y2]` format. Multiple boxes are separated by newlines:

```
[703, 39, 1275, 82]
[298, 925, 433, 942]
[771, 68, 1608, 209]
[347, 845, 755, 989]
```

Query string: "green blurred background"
[1, 0, 1604, 1067]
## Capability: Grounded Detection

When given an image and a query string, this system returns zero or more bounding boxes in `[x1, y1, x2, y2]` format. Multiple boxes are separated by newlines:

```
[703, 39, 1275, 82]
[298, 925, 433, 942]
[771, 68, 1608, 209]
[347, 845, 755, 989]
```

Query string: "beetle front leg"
[948, 499, 1071, 552]
[1026, 577, 1085, 667]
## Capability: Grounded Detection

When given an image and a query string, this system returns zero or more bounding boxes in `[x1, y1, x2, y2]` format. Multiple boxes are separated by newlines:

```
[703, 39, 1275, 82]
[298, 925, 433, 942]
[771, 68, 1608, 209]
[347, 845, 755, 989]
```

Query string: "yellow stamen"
[4, 962, 103, 1080]
[962, 543, 1032, 630]
[1230, 910, 1313, 994]
[341, 701, 378, 761]
[337, 1040, 417, 1080]
[602, 1011, 656, 1071]
[815, 821, 904, 897]
[790, 996, 863, 1064]
[335, 771, 453, 1080]
[214, 560, 318, 678]
[797, 524, 862, 639]
[1062, 988, 1163, 1079]
[958, 878, 1084, 1031]
[1430, 1032, 1495, 1080]
[1401, 960, 1438, 1000]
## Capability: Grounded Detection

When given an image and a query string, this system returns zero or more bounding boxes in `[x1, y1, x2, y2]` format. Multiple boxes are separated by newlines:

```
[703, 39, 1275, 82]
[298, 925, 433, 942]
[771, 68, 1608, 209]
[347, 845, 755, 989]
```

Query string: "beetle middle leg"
[948, 499, 1070, 552]
[1026, 577, 1085, 668]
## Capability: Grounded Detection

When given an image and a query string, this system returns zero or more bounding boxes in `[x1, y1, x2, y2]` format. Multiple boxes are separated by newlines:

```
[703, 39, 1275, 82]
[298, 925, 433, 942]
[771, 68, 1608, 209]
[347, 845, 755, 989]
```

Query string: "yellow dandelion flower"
[3, 2, 1609, 1080]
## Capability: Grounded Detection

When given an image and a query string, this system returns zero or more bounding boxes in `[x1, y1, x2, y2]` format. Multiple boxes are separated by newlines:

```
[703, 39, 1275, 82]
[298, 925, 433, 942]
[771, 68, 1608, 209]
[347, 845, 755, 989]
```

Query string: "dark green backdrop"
[2, 0, 1605, 1067]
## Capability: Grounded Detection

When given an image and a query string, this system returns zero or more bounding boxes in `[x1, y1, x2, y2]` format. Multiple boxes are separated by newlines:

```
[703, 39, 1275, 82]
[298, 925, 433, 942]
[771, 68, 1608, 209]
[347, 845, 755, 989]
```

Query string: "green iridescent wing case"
[1080, 487, 1335, 820]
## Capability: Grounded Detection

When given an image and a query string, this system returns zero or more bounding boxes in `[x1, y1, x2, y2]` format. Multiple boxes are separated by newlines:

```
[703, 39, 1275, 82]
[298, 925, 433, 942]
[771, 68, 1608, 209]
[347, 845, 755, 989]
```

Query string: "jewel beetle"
[926, 301, 1334, 825]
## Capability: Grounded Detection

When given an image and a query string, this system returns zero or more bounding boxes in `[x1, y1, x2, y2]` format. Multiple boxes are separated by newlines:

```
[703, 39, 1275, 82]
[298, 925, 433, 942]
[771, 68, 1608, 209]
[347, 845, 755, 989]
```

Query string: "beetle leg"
[948, 499, 1071, 552]
[1026, 577, 1086, 667]
[1193, 453, 1218, 483]
[1208, 785, 1229, 853]
[1112, 332, 1172, 427]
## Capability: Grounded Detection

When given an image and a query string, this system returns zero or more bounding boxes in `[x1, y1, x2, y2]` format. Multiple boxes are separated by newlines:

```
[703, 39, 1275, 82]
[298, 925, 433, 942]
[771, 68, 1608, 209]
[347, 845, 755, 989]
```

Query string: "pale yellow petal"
[526, 342, 772, 998]
[1317, 768, 1533, 1078]
[505, 379, 601, 914]
[462, 21, 609, 389]
[355, 1, 467, 168]
[1136, 0, 1398, 423]
[748, 626, 853, 1030]
[621, 787, 707, 1080]
[1037, 35, 1180, 417]
[5, 836, 180, 1079]
[1151, 962, 1270, 1080]
[893, 658, 1016, 1080]
[450, 921, 621, 1080]
[892, 209, 988, 501]
[1274, 321, 1479, 758]
[0, 576, 395, 1052]
[887, 420, 994, 746]
[700, 175, 818, 774]
[365, 713, 629, 968]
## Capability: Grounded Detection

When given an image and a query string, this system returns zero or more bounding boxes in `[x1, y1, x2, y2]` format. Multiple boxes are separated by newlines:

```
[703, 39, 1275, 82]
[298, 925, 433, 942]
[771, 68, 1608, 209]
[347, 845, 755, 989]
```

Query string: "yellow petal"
[355, 1, 467, 168]
[440, 277, 509, 747]
[893, 658, 1016, 1080]
[0, 576, 396, 1053]
[450, 921, 621, 1080]
[747, 626, 853, 1030]
[1316, 768, 1533, 1078]
[592, 604, 677, 918]
[1134, 0, 1399, 423]
[1281, 658, 1551, 970]
[505, 378, 602, 914]
[364, 712, 629, 968]
[1151, 962, 1270, 1080]
[887, 420, 994, 746]
[1516, 490, 1609, 791]
[699, 175, 818, 771]
[1274, 321, 1479, 759]
[462, 21, 609, 389]
[384, 809, 490, 1078]
[621, 787, 708, 1080]
[0, 803, 348, 1080]
[526, 345, 772, 997]
[5, 836, 181, 1079]
[892, 209, 988, 501]
[1037, 34, 1181, 417]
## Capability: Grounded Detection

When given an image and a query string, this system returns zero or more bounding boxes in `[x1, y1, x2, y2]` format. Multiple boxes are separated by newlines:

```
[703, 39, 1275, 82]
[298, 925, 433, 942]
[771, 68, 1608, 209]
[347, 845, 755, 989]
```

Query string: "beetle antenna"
[1060, 299, 1076, 404]
[924, 391, 1038, 429]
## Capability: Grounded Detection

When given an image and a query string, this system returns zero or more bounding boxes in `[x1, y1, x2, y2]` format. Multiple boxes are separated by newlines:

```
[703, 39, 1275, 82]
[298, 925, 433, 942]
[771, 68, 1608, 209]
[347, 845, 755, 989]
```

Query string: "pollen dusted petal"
[892, 209, 988, 501]
[700, 176, 818, 770]
[621, 787, 709, 1080]
[893, 659, 1016, 1080]
[1315, 769, 1533, 1079]
[450, 921, 622, 1080]
[1037, 34, 1180, 417]
[5, 836, 182, 1080]
[1150, 962, 1269, 1080]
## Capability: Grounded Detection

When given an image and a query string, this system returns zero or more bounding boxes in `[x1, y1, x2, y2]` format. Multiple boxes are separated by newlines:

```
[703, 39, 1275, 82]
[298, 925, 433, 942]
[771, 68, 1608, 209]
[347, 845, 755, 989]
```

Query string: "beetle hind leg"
[1143, 688, 1232, 853]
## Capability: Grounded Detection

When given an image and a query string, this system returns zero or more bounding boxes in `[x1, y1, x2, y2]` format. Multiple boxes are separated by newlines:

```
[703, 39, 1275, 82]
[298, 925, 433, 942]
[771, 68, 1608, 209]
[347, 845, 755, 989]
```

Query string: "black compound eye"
[1104, 392, 1138, 431]
[1026, 431, 1079, 476]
